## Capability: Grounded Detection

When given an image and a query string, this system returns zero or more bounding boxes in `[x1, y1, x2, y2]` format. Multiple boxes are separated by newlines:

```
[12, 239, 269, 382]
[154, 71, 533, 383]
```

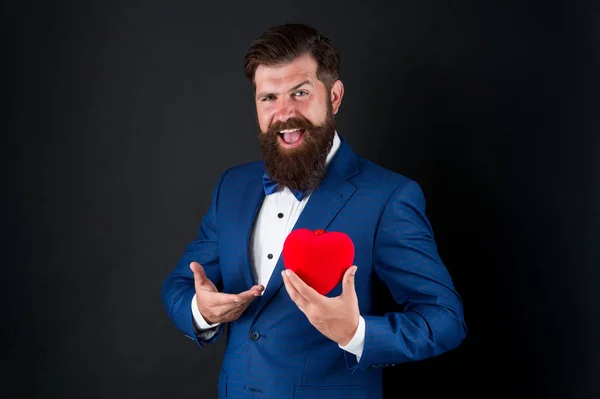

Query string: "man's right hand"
[190, 261, 264, 324]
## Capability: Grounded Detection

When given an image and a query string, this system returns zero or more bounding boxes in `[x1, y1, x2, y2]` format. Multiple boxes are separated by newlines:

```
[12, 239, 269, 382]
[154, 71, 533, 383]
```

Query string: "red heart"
[282, 228, 355, 295]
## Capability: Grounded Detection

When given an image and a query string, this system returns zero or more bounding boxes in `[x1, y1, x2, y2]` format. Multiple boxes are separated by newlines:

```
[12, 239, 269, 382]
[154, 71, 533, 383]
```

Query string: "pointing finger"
[236, 287, 264, 303]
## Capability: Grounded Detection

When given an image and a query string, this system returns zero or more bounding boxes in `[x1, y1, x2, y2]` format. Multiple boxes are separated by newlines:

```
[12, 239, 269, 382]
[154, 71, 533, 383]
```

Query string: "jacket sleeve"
[161, 169, 229, 347]
[346, 179, 467, 370]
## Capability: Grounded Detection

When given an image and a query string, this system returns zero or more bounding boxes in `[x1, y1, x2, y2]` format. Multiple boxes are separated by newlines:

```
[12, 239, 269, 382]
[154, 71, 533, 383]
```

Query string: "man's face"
[254, 55, 343, 192]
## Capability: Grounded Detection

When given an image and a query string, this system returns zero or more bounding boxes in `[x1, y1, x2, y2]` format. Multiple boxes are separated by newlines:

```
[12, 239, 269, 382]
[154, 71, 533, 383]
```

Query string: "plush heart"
[282, 228, 355, 295]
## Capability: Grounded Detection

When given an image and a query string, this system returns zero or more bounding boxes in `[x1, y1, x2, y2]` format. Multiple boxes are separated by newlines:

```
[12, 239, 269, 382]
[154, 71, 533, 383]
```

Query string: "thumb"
[341, 265, 358, 297]
[190, 261, 207, 286]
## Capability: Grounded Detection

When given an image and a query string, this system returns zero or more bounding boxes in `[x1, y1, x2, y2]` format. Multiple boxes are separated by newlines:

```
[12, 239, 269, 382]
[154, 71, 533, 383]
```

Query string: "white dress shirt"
[191, 131, 366, 361]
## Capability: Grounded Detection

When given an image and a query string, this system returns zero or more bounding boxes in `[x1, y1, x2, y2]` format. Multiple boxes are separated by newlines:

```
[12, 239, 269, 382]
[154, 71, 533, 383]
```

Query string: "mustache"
[266, 116, 315, 135]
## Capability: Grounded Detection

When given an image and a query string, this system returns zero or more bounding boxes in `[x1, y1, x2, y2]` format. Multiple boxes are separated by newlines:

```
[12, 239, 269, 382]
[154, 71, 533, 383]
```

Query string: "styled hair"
[244, 23, 340, 90]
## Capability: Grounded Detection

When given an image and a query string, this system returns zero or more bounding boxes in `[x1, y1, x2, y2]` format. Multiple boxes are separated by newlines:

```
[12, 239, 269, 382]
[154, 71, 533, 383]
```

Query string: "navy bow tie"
[263, 171, 307, 201]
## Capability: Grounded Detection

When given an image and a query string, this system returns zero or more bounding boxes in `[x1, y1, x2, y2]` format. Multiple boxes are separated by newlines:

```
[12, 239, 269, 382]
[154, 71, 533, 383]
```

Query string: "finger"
[249, 284, 265, 296]
[341, 265, 358, 299]
[282, 270, 310, 310]
[236, 286, 265, 302]
[190, 262, 207, 285]
[283, 269, 320, 304]
[227, 285, 264, 304]
[191, 262, 219, 293]
[209, 292, 243, 307]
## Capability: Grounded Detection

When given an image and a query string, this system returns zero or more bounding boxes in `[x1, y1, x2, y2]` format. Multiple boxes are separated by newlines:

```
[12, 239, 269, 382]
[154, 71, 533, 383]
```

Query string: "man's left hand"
[282, 265, 360, 347]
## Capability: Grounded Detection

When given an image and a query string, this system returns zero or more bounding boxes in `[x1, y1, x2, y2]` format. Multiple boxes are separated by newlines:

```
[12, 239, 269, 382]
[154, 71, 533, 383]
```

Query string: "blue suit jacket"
[162, 134, 467, 399]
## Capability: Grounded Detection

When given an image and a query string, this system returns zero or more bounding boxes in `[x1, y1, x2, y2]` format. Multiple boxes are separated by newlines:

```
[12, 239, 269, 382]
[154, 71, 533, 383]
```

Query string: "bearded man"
[162, 23, 467, 399]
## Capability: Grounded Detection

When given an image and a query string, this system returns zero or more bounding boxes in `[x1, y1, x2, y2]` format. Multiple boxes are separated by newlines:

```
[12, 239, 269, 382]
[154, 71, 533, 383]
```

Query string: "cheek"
[305, 101, 327, 124]
[256, 109, 271, 132]
[259, 120, 269, 133]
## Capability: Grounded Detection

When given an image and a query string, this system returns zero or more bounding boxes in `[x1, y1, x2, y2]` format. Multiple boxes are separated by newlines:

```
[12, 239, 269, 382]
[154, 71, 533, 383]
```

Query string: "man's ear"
[330, 80, 344, 115]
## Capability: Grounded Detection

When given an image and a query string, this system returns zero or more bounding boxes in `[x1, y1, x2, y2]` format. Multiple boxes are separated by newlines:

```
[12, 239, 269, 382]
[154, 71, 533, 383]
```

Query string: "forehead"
[254, 55, 319, 90]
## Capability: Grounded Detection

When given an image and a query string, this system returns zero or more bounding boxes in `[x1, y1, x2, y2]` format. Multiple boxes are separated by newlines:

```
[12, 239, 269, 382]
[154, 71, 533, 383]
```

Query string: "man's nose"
[273, 98, 298, 122]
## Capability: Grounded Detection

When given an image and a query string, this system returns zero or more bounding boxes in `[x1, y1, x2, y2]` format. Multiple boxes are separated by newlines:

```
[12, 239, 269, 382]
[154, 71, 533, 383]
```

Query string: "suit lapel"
[252, 136, 360, 319]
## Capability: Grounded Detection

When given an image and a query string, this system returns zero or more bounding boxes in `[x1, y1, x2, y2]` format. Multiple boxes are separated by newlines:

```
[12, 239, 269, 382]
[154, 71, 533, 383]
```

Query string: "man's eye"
[293, 91, 308, 97]
[262, 95, 274, 102]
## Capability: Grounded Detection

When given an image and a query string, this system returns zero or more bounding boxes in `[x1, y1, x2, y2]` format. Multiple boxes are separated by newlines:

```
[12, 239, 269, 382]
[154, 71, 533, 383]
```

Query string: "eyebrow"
[256, 80, 313, 100]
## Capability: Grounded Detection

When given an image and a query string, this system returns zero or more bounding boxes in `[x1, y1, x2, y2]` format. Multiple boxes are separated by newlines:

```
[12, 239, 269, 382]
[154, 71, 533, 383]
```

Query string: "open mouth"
[277, 128, 306, 148]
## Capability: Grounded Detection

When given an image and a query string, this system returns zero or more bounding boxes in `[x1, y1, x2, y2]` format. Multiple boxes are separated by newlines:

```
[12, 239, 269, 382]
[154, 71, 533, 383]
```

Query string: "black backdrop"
[4, 0, 600, 398]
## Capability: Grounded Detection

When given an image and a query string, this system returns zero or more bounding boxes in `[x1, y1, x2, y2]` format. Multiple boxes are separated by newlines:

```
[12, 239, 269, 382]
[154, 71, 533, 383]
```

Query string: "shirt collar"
[325, 131, 341, 167]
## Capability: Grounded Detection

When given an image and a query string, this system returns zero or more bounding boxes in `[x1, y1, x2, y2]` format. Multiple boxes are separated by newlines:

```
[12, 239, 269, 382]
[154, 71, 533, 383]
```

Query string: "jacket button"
[249, 330, 260, 341]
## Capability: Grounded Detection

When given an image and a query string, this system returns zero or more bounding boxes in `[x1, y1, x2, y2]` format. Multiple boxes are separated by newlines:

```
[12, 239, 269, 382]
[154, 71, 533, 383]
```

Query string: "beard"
[257, 105, 336, 194]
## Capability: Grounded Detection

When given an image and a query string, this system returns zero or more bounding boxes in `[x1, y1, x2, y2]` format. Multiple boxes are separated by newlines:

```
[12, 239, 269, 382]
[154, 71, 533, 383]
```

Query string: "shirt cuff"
[339, 315, 365, 362]
[191, 293, 221, 331]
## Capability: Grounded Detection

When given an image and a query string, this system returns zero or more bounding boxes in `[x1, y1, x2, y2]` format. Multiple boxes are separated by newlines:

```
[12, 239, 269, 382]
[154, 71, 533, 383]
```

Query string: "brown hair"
[244, 23, 340, 91]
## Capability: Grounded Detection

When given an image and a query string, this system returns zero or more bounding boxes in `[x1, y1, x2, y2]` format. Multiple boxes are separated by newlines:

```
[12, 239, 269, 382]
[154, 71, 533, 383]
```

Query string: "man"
[161, 23, 467, 399]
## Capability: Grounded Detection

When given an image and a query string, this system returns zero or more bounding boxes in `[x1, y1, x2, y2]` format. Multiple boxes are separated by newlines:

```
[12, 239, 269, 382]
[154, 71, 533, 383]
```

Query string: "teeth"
[279, 128, 301, 133]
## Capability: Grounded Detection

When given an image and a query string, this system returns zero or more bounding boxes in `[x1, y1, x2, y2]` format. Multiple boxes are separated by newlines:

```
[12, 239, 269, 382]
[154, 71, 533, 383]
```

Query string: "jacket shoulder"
[355, 156, 418, 190]
[218, 160, 263, 184]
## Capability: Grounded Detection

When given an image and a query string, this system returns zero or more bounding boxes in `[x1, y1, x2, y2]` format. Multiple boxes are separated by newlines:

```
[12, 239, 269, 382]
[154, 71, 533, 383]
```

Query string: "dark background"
[4, 0, 599, 398]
